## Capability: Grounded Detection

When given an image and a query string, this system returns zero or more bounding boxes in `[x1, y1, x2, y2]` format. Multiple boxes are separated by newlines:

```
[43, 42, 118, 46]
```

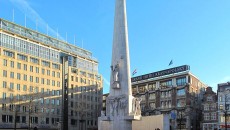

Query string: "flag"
[132, 69, 137, 76]
[168, 60, 173, 66]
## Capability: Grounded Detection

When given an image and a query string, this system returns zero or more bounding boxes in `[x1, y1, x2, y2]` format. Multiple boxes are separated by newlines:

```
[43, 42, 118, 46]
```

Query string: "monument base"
[98, 117, 133, 130]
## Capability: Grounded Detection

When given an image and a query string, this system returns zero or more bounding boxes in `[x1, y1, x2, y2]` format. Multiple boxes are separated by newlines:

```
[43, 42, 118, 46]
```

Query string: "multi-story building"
[217, 82, 230, 130]
[0, 18, 103, 130]
[201, 87, 218, 130]
[131, 65, 207, 130]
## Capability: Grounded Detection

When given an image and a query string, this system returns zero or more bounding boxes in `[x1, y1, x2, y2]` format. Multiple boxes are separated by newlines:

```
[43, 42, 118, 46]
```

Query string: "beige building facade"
[0, 18, 103, 130]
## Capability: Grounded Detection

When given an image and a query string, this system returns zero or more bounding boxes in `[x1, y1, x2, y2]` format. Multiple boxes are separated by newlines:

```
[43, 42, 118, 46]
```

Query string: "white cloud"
[10, 0, 64, 40]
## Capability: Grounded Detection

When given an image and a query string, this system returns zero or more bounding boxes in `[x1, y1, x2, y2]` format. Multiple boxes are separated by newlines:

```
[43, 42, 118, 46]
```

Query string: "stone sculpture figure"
[111, 64, 120, 89]
[132, 97, 142, 116]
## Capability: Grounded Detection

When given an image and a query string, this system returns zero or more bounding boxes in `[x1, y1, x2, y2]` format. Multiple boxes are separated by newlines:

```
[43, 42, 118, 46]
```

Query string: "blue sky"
[1, 0, 230, 93]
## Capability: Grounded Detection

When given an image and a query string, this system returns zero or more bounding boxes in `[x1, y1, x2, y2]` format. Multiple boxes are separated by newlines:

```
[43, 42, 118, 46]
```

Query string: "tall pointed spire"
[110, 0, 132, 96]
[99, 0, 141, 130]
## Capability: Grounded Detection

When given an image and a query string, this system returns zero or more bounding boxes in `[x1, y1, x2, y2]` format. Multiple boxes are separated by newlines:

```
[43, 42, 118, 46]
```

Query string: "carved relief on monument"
[107, 95, 128, 116]
[111, 63, 120, 89]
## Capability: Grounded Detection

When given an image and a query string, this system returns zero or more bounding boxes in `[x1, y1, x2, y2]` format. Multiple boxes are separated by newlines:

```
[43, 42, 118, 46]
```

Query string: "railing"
[0, 19, 97, 61]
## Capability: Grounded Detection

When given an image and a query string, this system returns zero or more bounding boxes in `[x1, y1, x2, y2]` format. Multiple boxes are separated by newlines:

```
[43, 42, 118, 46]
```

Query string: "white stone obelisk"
[98, 0, 141, 130]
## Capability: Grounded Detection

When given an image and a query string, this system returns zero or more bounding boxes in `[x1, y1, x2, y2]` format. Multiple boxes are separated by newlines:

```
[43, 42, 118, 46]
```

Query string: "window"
[46, 118, 49, 124]
[4, 50, 14, 57]
[3, 70, 7, 77]
[17, 84, 20, 91]
[177, 89, 185, 96]
[34, 87, 39, 93]
[41, 88, 44, 94]
[17, 73, 21, 80]
[41, 98, 44, 104]
[51, 99, 55, 105]
[176, 77, 186, 86]
[3, 59, 7, 66]
[2, 81, 7, 88]
[138, 86, 145, 93]
[22, 116, 26, 123]
[149, 93, 155, 100]
[10, 61, 14, 68]
[30, 76, 33, 82]
[204, 113, 210, 120]
[211, 112, 216, 120]
[2, 92, 6, 99]
[9, 93, 13, 100]
[2, 104, 6, 111]
[42, 60, 50, 67]
[35, 67, 39, 73]
[52, 71, 55, 77]
[35, 77, 39, 83]
[30, 57, 39, 64]
[160, 80, 172, 88]
[10, 72, 14, 78]
[57, 81, 60, 87]
[46, 99, 50, 104]
[17, 54, 27, 61]
[47, 79, 50, 85]
[23, 74, 27, 81]
[17, 63, 21, 69]
[30, 66, 33, 72]
[30, 86, 33, 92]
[57, 72, 60, 78]
[42, 69, 45, 74]
[52, 80, 55, 86]
[149, 102, 155, 109]
[47, 89, 50, 94]
[52, 90, 55, 95]
[220, 104, 223, 110]
[23, 64, 27, 71]
[41, 78, 45, 84]
[23, 85, 27, 91]
[52, 63, 60, 69]
[219, 95, 222, 102]
[204, 104, 209, 110]
[2, 115, 13, 123]
[56, 100, 60, 105]
[177, 99, 186, 107]
[56, 90, 60, 96]
[10, 83, 14, 89]
[47, 70, 50, 76]
[148, 83, 156, 91]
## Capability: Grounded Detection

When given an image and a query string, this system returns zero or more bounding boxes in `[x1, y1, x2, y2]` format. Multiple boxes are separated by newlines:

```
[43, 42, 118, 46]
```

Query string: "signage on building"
[131, 65, 190, 82]
[220, 125, 230, 128]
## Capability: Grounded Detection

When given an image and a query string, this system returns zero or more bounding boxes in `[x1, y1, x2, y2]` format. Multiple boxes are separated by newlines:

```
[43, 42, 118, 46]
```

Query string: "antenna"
[56, 28, 58, 39]
[46, 24, 48, 35]
[36, 19, 38, 31]
[66, 32, 67, 42]
[74, 35, 76, 45]
[12, 9, 14, 22]
[24, 14, 27, 27]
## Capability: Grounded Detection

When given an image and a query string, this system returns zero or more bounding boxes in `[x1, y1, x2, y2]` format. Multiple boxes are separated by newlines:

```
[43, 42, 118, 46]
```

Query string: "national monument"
[98, 0, 141, 130]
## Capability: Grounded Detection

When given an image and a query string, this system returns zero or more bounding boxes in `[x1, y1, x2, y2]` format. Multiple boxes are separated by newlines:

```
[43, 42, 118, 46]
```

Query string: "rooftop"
[0, 18, 97, 61]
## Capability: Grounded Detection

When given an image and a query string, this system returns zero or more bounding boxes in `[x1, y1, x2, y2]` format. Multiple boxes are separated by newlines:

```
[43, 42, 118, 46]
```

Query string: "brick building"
[201, 87, 218, 130]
